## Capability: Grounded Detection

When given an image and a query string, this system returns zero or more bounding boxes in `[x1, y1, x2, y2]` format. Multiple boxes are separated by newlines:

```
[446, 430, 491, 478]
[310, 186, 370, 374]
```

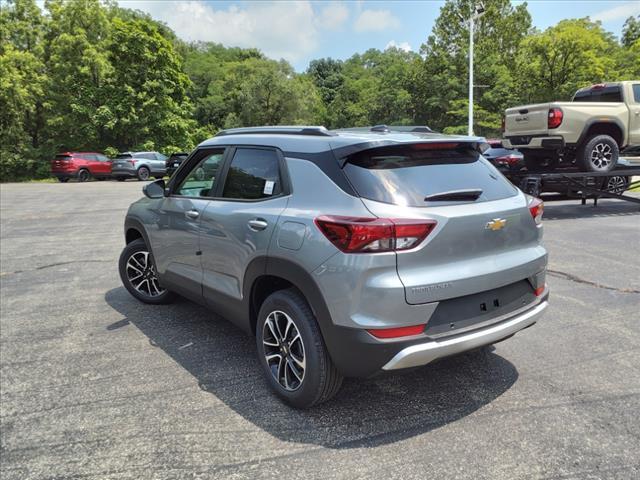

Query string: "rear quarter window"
[343, 144, 517, 207]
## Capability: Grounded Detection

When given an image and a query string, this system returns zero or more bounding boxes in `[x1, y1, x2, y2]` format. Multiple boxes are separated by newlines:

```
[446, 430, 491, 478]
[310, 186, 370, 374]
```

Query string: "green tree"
[516, 18, 623, 103]
[105, 17, 194, 150]
[622, 15, 640, 48]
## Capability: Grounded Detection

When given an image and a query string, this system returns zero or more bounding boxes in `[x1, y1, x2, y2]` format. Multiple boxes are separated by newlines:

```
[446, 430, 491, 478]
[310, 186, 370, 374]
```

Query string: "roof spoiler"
[216, 126, 336, 137]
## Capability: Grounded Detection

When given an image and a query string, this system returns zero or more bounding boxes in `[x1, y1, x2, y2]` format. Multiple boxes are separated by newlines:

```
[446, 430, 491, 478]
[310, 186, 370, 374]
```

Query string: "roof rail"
[337, 125, 435, 134]
[215, 126, 336, 137]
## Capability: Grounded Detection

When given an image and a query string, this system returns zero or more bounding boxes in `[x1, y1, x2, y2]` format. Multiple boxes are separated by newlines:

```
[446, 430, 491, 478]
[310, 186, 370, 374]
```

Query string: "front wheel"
[256, 289, 343, 408]
[137, 166, 150, 181]
[579, 135, 618, 172]
[77, 169, 91, 182]
[118, 238, 175, 304]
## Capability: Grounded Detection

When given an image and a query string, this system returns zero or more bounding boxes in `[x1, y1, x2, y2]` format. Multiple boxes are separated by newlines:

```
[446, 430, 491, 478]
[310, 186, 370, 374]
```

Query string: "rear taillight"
[367, 324, 426, 339]
[528, 197, 544, 225]
[534, 285, 546, 296]
[128, 159, 136, 166]
[495, 155, 521, 166]
[547, 108, 563, 129]
[314, 216, 437, 253]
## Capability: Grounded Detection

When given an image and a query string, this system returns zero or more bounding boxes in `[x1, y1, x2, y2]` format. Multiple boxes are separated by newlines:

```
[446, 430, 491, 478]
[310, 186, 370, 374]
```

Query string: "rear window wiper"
[424, 189, 483, 202]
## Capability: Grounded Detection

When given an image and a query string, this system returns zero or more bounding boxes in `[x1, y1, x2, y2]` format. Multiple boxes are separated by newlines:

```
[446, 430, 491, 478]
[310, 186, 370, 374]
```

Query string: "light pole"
[466, 3, 485, 136]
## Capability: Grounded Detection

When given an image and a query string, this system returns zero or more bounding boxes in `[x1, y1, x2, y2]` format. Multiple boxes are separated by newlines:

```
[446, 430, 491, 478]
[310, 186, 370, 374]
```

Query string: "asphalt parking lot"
[1, 181, 639, 479]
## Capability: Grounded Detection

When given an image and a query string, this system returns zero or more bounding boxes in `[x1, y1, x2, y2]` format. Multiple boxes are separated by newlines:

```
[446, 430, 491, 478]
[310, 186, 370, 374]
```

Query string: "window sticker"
[263, 180, 275, 195]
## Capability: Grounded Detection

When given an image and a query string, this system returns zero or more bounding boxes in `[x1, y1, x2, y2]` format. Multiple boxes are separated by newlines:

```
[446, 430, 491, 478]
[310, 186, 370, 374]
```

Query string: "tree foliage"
[1, 0, 638, 181]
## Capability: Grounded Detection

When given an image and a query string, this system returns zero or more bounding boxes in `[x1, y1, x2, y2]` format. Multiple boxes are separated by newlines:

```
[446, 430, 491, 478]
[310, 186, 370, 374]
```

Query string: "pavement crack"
[547, 269, 640, 294]
[0, 259, 110, 276]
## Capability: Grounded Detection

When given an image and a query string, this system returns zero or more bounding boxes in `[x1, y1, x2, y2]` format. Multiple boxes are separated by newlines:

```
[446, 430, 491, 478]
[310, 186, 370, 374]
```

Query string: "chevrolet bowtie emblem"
[486, 218, 507, 231]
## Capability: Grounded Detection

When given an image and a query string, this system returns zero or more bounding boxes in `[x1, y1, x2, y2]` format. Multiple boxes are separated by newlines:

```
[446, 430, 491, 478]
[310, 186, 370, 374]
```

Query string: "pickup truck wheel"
[256, 288, 343, 408]
[118, 238, 175, 304]
[605, 175, 628, 194]
[580, 135, 618, 173]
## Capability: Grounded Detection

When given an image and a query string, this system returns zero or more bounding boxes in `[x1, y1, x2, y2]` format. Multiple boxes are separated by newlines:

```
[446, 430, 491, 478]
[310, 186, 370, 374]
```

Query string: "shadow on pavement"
[541, 197, 640, 220]
[105, 286, 518, 449]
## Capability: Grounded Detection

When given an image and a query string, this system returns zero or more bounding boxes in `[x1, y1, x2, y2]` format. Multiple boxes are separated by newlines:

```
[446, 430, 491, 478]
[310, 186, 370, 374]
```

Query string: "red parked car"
[50, 152, 112, 182]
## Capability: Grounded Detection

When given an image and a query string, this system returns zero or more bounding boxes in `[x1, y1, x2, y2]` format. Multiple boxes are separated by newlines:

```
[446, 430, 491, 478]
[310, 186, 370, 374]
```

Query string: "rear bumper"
[111, 167, 137, 178]
[504, 136, 564, 150]
[382, 300, 547, 370]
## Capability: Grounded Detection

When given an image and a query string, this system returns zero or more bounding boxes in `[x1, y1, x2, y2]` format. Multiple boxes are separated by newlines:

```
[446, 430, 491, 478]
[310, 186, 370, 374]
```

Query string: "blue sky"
[121, 1, 640, 71]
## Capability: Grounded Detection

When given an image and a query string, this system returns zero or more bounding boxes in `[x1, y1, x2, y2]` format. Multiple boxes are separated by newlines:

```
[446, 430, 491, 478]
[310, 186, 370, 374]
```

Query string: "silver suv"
[118, 126, 549, 408]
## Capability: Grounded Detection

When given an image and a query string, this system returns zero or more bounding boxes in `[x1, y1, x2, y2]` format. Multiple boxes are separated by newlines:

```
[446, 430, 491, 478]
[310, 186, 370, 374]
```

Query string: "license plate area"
[425, 280, 536, 337]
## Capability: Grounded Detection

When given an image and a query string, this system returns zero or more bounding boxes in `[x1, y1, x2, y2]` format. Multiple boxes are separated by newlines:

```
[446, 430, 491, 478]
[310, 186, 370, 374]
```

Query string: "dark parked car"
[165, 152, 189, 176]
[483, 140, 525, 173]
[111, 152, 168, 181]
[50, 152, 111, 182]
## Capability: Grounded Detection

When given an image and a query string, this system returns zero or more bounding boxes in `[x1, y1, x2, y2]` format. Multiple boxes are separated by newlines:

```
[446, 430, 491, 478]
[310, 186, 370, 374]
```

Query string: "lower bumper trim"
[382, 301, 548, 370]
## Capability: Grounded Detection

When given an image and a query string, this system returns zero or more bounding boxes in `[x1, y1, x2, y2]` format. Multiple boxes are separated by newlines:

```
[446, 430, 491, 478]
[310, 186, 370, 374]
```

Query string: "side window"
[633, 84, 640, 103]
[175, 150, 225, 198]
[222, 148, 282, 200]
[155, 153, 167, 161]
[85, 154, 98, 161]
[97, 154, 109, 162]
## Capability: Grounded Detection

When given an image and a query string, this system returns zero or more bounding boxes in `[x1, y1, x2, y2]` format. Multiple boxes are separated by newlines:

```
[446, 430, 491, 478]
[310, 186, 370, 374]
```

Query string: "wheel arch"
[124, 217, 152, 251]
[578, 119, 626, 148]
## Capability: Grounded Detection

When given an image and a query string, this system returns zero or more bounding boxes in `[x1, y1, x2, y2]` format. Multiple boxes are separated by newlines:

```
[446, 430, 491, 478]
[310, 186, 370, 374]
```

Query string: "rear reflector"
[367, 324, 426, 339]
[315, 216, 436, 253]
[534, 285, 546, 296]
[528, 197, 544, 225]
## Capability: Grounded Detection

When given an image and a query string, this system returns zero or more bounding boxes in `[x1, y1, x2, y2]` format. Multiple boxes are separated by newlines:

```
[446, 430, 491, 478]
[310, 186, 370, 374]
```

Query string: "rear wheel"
[579, 135, 618, 173]
[256, 289, 343, 408]
[605, 175, 628, 194]
[118, 238, 175, 304]
[77, 169, 91, 182]
[137, 166, 150, 181]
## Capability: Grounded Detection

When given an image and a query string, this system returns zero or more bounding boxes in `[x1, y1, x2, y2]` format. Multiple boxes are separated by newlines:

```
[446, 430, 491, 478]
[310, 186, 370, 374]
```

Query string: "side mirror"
[143, 179, 166, 199]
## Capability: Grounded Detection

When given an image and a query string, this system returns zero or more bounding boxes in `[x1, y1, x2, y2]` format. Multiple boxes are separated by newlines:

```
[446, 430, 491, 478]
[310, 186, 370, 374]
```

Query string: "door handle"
[248, 218, 268, 231]
[185, 209, 199, 220]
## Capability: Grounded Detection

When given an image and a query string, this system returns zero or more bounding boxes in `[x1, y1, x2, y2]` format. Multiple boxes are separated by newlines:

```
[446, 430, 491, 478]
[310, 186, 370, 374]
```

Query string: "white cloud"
[385, 40, 412, 52]
[121, 1, 323, 63]
[592, 2, 640, 22]
[317, 2, 349, 30]
[354, 9, 401, 33]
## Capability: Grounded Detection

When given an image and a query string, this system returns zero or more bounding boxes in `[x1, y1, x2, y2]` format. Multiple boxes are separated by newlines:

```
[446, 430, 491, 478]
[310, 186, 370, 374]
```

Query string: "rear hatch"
[112, 153, 133, 169]
[504, 103, 550, 136]
[51, 154, 74, 171]
[342, 143, 546, 307]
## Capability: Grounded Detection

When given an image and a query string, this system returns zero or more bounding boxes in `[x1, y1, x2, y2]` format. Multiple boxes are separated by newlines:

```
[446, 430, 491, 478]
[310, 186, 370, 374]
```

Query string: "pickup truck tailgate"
[505, 103, 550, 135]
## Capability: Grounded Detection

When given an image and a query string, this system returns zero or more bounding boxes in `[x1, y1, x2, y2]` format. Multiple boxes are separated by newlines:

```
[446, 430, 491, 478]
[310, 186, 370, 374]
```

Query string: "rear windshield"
[343, 144, 517, 206]
[573, 86, 622, 102]
[115, 153, 132, 159]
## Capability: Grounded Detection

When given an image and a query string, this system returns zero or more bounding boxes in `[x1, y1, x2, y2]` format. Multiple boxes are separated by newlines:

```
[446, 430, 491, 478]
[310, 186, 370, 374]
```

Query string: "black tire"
[137, 166, 150, 181]
[118, 238, 175, 304]
[256, 288, 343, 408]
[605, 175, 628, 194]
[579, 134, 618, 173]
[77, 169, 91, 182]
[58, 177, 69, 183]
[116, 177, 126, 182]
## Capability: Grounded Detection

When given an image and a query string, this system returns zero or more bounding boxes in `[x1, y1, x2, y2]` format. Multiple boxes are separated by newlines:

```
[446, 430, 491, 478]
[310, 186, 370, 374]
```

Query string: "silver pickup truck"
[503, 81, 640, 172]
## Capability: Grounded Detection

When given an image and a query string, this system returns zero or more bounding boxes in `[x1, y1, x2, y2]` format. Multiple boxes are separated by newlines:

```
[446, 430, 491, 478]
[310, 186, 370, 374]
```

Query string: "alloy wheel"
[262, 310, 306, 391]
[606, 176, 626, 194]
[590, 143, 613, 170]
[138, 168, 150, 181]
[78, 170, 90, 182]
[125, 250, 165, 297]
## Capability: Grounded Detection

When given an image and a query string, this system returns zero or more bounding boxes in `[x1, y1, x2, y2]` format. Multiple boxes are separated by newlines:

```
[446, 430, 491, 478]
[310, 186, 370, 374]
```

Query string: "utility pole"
[466, 3, 485, 137]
